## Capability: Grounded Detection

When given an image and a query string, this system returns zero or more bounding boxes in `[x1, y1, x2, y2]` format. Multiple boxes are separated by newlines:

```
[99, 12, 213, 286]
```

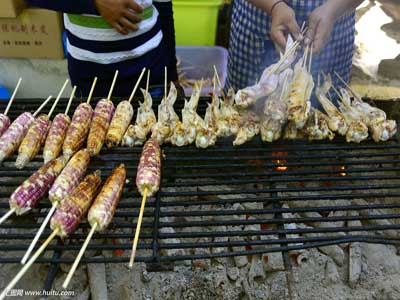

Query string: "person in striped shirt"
[26, 0, 178, 97]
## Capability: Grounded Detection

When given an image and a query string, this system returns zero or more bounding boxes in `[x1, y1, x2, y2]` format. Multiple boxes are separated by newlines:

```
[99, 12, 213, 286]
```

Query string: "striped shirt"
[26, 0, 177, 96]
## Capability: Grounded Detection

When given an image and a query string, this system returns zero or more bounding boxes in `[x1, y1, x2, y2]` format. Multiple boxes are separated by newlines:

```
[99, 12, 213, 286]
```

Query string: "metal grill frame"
[0, 97, 399, 289]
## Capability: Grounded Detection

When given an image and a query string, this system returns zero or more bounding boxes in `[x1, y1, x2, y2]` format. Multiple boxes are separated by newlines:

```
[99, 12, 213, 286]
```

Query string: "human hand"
[270, 2, 302, 51]
[305, 3, 335, 53]
[95, 0, 143, 35]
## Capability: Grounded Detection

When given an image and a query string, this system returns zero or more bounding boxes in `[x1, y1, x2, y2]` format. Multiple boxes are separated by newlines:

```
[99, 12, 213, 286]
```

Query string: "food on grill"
[233, 110, 260, 146]
[50, 170, 102, 238]
[49, 149, 91, 204]
[130, 139, 161, 267]
[152, 82, 180, 144]
[195, 102, 218, 148]
[16, 114, 51, 169]
[87, 99, 115, 155]
[235, 65, 279, 109]
[315, 75, 348, 135]
[136, 138, 161, 197]
[63, 102, 93, 158]
[338, 90, 369, 143]
[261, 71, 292, 142]
[43, 113, 71, 163]
[63, 164, 127, 288]
[217, 88, 241, 137]
[122, 88, 156, 147]
[105, 100, 134, 147]
[0, 78, 21, 138]
[284, 121, 305, 140]
[171, 82, 204, 146]
[8, 156, 67, 216]
[286, 49, 313, 129]
[304, 108, 335, 141]
[105, 69, 145, 148]
[0, 96, 53, 163]
[88, 164, 126, 230]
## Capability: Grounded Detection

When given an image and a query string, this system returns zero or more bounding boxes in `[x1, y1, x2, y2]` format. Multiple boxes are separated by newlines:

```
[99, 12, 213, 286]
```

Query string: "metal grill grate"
[0, 98, 399, 270]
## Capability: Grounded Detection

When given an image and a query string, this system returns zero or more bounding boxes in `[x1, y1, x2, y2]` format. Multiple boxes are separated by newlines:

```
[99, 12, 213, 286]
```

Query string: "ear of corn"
[10, 156, 68, 215]
[136, 139, 161, 197]
[16, 115, 51, 169]
[105, 101, 133, 148]
[0, 114, 11, 138]
[43, 113, 71, 163]
[48, 149, 90, 204]
[63, 103, 93, 158]
[88, 164, 126, 231]
[50, 170, 102, 238]
[87, 99, 115, 156]
[0, 112, 35, 163]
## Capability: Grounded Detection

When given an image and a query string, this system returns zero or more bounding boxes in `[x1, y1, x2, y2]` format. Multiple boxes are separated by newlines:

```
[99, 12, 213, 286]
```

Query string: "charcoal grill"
[0, 97, 399, 290]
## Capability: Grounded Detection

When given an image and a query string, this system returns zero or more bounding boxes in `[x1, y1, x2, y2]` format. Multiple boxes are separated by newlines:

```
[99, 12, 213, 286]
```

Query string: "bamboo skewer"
[33, 96, 53, 117]
[128, 68, 146, 103]
[87, 77, 98, 104]
[164, 67, 167, 100]
[0, 229, 59, 300]
[63, 223, 98, 288]
[129, 188, 148, 268]
[47, 79, 69, 119]
[213, 65, 226, 101]
[4, 78, 22, 116]
[146, 70, 150, 98]
[334, 71, 362, 101]
[107, 71, 119, 102]
[65, 86, 77, 115]
[0, 208, 16, 225]
[20, 203, 57, 264]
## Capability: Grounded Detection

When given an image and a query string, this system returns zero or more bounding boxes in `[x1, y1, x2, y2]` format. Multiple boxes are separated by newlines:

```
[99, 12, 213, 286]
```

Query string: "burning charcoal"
[249, 255, 266, 282]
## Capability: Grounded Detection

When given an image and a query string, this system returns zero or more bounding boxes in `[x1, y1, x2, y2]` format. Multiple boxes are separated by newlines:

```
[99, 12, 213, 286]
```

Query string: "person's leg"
[153, 1, 178, 83]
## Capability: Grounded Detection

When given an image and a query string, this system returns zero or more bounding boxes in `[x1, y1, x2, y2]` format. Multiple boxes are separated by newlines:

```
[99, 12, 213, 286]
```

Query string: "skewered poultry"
[261, 69, 293, 142]
[283, 121, 305, 140]
[338, 90, 369, 143]
[195, 102, 218, 148]
[304, 108, 335, 141]
[315, 75, 348, 136]
[171, 82, 204, 146]
[286, 49, 314, 129]
[233, 109, 260, 146]
[123, 88, 156, 147]
[151, 82, 180, 144]
[217, 88, 240, 137]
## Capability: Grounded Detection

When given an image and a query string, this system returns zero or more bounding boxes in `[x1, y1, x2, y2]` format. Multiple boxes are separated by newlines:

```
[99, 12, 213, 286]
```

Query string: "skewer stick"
[308, 44, 313, 73]
[4, 78, 22, 116]
[20, 203, 57, 264]
[129, 188, 148, 268]
[279, 75, 289, 102]
[107, 71, 119, 102]
[86, 77, 98, 104]
[145, 70, 150, 98]
[33, 96, 53, 117]
[65, 86, 77, 115]
[0, 208, 16, 225]
[0, 229, 59, 300]
[213, 65, 226, 101]
[334, 71, 361, 101]
[48, 79, 69, 119]
[128, 68, 146, 103]
[164, 67, 167, 100]
[63, 223, 97, 288]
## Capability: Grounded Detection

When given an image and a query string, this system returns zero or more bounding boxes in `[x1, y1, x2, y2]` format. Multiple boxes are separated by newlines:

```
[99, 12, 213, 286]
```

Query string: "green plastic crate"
[173, 0, 223, 46]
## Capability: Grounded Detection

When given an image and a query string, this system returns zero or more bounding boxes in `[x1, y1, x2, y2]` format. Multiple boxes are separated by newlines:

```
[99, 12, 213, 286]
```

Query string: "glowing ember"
[340, 166, 347, 177]
[272, 152, 288, 171]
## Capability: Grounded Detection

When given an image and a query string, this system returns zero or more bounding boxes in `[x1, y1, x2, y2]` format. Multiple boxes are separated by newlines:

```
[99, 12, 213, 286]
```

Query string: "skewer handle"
[0, 208, 16, 225]
[129, 188, 148, 268]
[4, 78, 22, 116]
[21, 203, 57, 265]
[128, 68, 146, 103]
[33, 95, 52, 117]
[65, 86, 77, 115]
[87, 77, 98, 104]
[164, 67, 167, 99]
[0, 229, 58, 300]
[107, 70, 119, 102]
[48, 79, 69, 119]
[63, 223, 97, 288]
[145, 70, 150, 98]
[213, 65, 226, 101]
